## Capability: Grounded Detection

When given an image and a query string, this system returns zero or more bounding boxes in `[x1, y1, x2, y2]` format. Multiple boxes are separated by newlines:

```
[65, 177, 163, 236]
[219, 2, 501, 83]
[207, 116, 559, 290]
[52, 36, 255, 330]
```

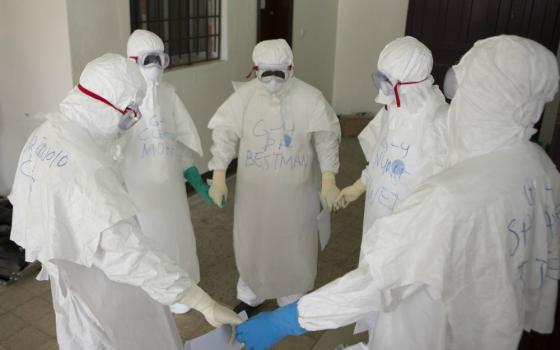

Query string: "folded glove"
[320, 171, 341, 211]
[183, 166, 212, 204]
[180, 284, 242, 327]
[336, 178, 366, 209]
[208, 169, 228, 208]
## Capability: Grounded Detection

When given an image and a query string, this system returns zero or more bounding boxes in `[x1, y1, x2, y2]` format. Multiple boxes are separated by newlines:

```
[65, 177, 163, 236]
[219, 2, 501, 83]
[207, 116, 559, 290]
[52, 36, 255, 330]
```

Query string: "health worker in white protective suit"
[207, 39, 341, 311]
[236, 35, 560, 350]
[9, 54, 241, 350]
[122, 29, 209, 314]
[335, 36, 448, 348]
[337, 36, 447, 228]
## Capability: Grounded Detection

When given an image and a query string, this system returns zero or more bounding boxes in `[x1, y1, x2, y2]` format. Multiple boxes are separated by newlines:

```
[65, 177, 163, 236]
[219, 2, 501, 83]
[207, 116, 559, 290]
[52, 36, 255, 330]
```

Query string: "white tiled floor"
[0, 137, 368, 350]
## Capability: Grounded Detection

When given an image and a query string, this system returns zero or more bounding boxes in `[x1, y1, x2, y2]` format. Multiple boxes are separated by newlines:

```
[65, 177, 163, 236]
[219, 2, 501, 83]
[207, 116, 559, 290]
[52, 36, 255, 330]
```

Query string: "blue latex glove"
[236, 302, 307, 350]
[183, 166, 212, 204]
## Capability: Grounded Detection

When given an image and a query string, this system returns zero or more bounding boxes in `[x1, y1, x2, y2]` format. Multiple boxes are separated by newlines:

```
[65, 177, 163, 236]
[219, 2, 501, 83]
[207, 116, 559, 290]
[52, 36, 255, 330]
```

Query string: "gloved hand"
[236, 302, 307, 350]
[180, 284, 242, 327]
[320, 171, 341, 211]
[183, 166, 212, 204]
[336, 178, 366, 209]
[209, 169, 228, 208]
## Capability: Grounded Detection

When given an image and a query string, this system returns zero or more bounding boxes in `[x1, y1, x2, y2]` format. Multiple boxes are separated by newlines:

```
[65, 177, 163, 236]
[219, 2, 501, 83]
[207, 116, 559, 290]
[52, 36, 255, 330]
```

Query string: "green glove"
[183, 166, 213, 204]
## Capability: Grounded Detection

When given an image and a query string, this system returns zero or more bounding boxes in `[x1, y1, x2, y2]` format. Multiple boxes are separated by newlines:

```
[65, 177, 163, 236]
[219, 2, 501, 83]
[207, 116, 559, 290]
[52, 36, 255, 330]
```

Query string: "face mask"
[141, 66, 163, 84]
[78, 84, 142, 131]
[261, 78, 286, 94]
[443, 66, 458, 99]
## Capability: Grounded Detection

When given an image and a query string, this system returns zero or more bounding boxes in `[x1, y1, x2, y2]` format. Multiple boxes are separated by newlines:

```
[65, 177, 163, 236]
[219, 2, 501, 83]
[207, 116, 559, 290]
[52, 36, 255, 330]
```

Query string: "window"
[130, 0, 221, 67]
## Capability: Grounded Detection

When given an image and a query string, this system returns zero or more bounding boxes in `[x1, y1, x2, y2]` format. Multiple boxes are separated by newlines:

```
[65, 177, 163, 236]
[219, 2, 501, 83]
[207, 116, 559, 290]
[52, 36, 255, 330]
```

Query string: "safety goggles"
[246, 64, 293, 82]
[371, 70, 428, 108]
[78, 84, 142, 131]
[130, 51, 170, 69]
[371, 71, 394, 96]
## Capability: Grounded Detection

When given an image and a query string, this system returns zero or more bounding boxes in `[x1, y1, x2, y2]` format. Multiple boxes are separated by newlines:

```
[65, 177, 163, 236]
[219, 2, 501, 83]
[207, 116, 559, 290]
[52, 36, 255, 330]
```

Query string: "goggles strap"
[246, 65, 258, 79]
[78, 84, 125, 114]
[393, 77, 429, 108]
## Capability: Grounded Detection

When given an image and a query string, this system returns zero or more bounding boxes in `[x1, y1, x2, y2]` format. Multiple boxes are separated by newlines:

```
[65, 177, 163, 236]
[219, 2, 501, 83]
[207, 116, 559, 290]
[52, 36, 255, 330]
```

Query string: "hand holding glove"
[183, 166, 212, 204]
[208, 169, 228, 208]
[336, 178, 366, 209]
[236, 302, 307, 350]
[181, 284, 242, 327]
[320, 171, 341, 211]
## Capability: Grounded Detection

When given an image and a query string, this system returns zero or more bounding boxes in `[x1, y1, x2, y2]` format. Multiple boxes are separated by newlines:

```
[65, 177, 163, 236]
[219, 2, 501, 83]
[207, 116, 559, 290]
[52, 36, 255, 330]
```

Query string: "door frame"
[256, 0, 294, 46]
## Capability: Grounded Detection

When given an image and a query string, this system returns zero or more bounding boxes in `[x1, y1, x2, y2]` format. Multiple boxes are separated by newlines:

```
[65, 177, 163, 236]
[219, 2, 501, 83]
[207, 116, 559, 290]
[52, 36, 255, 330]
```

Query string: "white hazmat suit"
[356, 37, 446, 231]
[208, 39, 341, 306]
[122, 30, 203, 312]
[9, 54, 240, 350]
[337, 37, 448, 344]
[297, 35, 560, 350]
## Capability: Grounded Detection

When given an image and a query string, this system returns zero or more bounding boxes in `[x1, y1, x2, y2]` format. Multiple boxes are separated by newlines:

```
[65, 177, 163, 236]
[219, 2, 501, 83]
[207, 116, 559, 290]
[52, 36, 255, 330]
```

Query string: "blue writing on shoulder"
[508, 218, 520, 256]
[535, 258, 548, 288]
[546, 257, 559, 281]
[524, 183, 535, 206]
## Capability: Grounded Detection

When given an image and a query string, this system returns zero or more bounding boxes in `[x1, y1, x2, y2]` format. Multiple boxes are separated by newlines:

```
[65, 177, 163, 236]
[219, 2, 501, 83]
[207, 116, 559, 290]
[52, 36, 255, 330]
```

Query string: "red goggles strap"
[245, 65, 258, 79]
[393, 77, 429, 108]
[78, 84, 125, 114]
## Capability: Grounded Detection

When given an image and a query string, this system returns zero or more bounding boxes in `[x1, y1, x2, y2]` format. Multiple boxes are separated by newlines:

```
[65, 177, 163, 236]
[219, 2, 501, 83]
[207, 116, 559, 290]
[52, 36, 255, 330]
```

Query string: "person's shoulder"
[424, 144, 555, 210]
[221, 79, 260, 105]
[158, 81, 177, 95]
[290, 78, 322, 97]
[236, 79, 260, 94]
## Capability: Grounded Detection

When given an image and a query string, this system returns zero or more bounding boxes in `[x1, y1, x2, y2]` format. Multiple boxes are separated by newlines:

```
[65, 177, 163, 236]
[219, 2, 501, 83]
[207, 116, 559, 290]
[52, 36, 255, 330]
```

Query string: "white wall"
[332, 0, 409, 115]
[65, 0, 257, 172]
[0, 0, 74, 195]
[292, 0, 339, 102]
[66, 0, 131, 83]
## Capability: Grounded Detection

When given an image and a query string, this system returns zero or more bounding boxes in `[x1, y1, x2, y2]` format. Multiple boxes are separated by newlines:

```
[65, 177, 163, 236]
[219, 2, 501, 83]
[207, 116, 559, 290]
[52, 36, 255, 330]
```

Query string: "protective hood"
[446, 35, 559, 165]
[57, 54, 146, 145]
[252, 39, 294, 67]
[376, 36, 435, 111]
[127, 29, 165, 84]
[127, 29, 165, 57]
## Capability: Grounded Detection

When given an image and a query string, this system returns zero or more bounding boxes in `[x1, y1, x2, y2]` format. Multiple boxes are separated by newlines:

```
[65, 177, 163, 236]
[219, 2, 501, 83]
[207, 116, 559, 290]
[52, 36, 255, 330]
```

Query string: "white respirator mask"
[255, 64, 293, 95]
[141, 66, 163, 84]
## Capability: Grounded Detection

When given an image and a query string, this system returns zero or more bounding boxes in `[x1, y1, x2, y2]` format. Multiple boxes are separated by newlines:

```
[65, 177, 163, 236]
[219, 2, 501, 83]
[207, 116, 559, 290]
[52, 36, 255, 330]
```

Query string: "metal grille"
[130, 0, 221, 67]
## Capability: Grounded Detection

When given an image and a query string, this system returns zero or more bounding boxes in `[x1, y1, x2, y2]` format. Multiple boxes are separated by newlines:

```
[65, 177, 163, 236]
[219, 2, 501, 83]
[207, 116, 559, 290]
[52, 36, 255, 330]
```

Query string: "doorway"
[405, 0, 560, 86]
[257, 0, 294, 46]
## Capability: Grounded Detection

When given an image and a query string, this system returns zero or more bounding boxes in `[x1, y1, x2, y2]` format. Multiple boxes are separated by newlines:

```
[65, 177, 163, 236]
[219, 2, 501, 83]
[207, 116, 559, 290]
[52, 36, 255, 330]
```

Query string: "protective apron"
[358, 81, 446, 238]
[210, 78, 339, 298]
[299, 143, 560, 350]
[121, 81, 203, 282]
[9, 118, 184, 350]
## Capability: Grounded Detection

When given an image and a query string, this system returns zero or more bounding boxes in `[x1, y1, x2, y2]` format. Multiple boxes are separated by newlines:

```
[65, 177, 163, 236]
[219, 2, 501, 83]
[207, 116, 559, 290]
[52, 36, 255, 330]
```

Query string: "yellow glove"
[320, 171, 341, 211]
[336, 178, 366, 209]
[209, 169, 228, 208]
[181, 284, 242, 327]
